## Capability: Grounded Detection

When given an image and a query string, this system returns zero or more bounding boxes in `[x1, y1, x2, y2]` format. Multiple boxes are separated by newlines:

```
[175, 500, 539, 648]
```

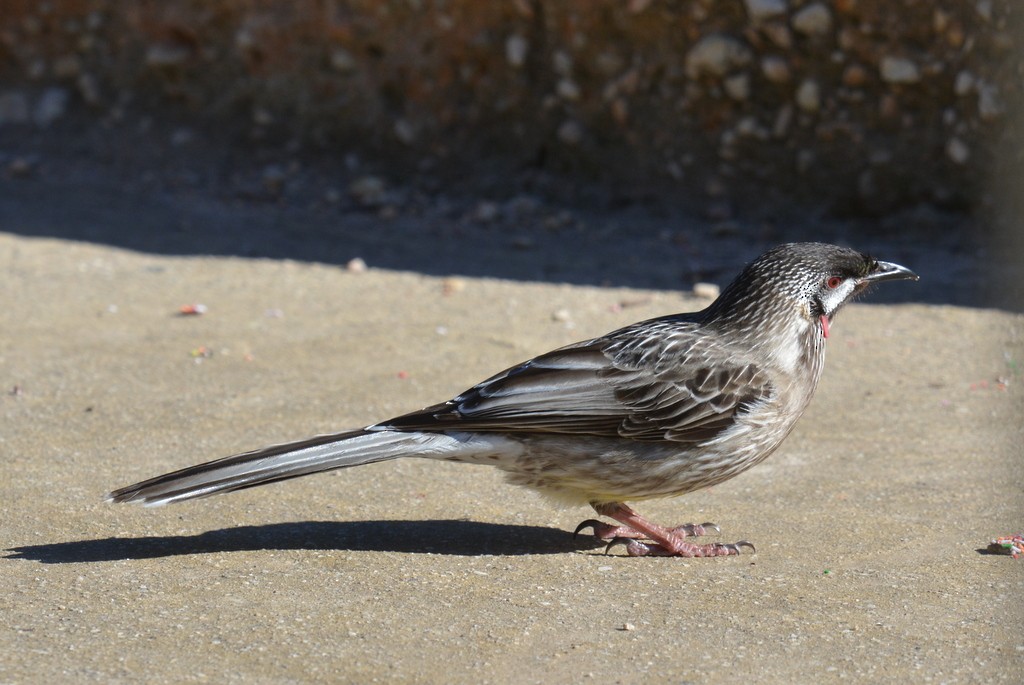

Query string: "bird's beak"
[861, 260, 919, 284]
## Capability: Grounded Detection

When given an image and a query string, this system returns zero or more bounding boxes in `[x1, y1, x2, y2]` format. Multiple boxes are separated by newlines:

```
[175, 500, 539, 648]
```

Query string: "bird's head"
[704, 242, 919, 342]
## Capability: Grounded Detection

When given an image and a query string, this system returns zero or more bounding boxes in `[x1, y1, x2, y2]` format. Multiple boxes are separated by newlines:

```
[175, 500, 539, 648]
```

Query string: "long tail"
[107, 428, 475, 506]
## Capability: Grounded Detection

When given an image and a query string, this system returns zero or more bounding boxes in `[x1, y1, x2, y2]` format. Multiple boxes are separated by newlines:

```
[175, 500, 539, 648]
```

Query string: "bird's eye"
[826, 276, 843, 289]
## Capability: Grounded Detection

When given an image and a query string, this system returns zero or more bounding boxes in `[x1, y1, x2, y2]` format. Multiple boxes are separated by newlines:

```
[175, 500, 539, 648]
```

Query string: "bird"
[108, 242, 918, 557]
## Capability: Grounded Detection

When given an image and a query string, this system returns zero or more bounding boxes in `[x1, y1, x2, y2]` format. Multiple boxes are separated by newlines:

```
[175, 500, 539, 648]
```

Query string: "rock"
[945, 137, 969, 165]
[772, 104, 794, 138]
[977, 83, 1004, 120]
[842, 64, 869, 87]
[975, 0, 993, 21]
[506, 34, 528, 68]
[693, 282, 721, 300]
[723, 73, 750, 101]
[329, 48, 356, 73]
[735, 116, 767, 139]
[761, 56, 791, 83]
[442, 277, 466, 294]
[551, 308, 572, 323]
[685, 35, 753, 78]
[553, 51, 573, 76]
[394, 119, 416, 144]
[954, 71, 975, 96]
[556, 79, 581, 101]
[0, 91, 31, 125]
[557, 120, 583, 145]
[744, 0, 788, 23]
[792, 3, 832, 37]
[33, 87, 70, 127]
[795, 79, 821, 112]
[345, 257, 368, 273]
[880, 56, 920, 84]
[761, 22, 793, 49]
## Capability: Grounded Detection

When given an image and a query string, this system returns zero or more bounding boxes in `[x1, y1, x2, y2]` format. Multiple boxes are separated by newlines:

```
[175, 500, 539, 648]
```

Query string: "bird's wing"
[381, 320, 775, 444]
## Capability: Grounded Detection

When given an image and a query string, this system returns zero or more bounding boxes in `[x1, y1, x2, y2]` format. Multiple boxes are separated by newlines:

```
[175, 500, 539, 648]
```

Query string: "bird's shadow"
[5, 519, 600, 564]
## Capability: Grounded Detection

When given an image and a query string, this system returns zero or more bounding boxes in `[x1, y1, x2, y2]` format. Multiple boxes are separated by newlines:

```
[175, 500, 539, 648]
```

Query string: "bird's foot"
[574, 519, 719, 541]
[605, 537, 755, 558]
[581, 502, 754, 559]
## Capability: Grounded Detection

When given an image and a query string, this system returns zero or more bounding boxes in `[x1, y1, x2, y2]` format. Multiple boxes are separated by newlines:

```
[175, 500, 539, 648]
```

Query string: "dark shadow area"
[2, 171, 1006, 310]
[5, 519, 600, 563]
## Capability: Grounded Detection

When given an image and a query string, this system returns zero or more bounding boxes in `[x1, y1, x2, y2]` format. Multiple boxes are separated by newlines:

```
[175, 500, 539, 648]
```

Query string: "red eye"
[826, 276, 843, 289]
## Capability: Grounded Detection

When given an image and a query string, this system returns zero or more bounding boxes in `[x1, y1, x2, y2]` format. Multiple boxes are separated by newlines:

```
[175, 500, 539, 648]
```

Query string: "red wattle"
[820, 315, 830, 339]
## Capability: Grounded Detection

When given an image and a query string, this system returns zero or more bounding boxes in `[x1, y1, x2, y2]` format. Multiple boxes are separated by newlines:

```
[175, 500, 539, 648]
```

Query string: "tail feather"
[108, 428, 439, 506]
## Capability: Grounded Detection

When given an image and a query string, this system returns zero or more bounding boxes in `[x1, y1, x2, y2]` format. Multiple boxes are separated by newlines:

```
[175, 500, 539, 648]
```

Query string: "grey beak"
[861, 259, 919, 284]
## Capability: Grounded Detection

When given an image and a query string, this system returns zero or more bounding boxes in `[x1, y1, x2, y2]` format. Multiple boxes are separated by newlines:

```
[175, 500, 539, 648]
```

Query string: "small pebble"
[693, 282, 721, 300]
[761, 56, 790, 84]
[346, 257, 368, 273]
[743, 0, 787, 23]
[551, 308, 572, 323]
[724, 73, 750, 101]
[977, 83, 1004, 120]
[329, 48, 356, 73]
[394, 119, 416, 144]
[953, 71, 975, 96]
[685, 35, 753, 79]
[178, 303, 208, 316]
[795, 80, 821, 112]
[880, 56, 921, 84]
[945, 137, 969, 165]
[442, 277, 466, 295]
[792, 3, 833, 37]
[842, 64, 869, 88]
[506, 35, 528, 67]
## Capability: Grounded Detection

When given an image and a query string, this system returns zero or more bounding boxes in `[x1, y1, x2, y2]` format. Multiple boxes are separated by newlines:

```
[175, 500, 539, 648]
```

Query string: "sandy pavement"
[1, 231, 1022, 684]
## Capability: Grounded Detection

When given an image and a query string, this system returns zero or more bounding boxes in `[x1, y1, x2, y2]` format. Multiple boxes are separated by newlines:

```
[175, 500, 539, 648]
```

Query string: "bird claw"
[673, 521, 720, 536]
[604, 537, 755, 558]
[573, 519, 605, 539]
[725, 540, 756, 554]
[604, 537, 650, 556]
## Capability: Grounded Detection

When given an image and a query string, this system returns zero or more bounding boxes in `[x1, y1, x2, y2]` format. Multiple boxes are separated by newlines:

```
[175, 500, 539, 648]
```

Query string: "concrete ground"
[1, 227, 1022, 684]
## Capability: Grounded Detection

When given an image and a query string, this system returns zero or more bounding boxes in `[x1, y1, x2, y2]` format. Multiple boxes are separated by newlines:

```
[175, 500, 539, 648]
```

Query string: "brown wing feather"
[382, 317, 775, 444]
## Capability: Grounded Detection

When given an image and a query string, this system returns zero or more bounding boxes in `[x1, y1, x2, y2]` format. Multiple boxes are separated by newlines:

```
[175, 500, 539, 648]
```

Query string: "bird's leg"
[574, 512, 718, 542]
[584, 502, 754, 558]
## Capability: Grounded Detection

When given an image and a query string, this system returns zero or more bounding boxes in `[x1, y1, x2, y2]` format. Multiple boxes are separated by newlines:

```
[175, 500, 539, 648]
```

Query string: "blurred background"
[0, 0, 1020, 309]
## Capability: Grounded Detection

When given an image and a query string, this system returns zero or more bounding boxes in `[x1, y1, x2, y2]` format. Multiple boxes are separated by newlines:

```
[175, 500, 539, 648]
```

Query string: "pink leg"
[581, 502, 754, 558]
[574, 519, 719, 541]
